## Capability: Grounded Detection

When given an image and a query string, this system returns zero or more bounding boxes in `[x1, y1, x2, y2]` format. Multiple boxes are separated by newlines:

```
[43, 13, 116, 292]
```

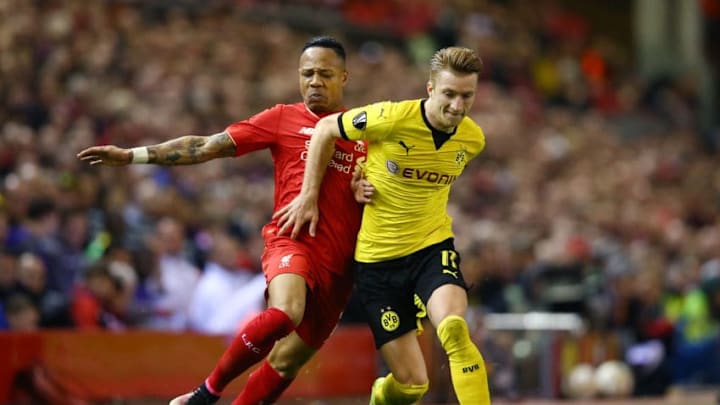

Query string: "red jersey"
[226, 102, 366, 275]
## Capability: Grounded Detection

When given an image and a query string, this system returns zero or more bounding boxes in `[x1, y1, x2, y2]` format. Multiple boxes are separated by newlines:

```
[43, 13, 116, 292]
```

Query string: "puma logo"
[443, 269, 459, 279]
[399, 141, 415, 156]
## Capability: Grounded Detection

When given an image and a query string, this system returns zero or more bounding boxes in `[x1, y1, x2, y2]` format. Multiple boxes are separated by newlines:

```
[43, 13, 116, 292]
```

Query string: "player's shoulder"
[272, 103, 322, 126]
[460, 116, 484, 134]
[380, 99, 422, 120]
[249, 103, 286, 121]
[262, 102, 306, 116]
[279, 102, 309, 115]
[458, 116, 486, 148]
[391, 99, 422, 113]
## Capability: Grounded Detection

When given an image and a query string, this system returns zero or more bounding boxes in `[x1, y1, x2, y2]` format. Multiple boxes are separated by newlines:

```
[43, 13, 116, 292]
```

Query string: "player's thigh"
[379, 330, 428, 385]
[267, 273, 307, 310]
[294, 268, 354, 349]
[426, 283, 468, 327]
[356, 271, 418, 348]
[413, 239, 469, 325]
[267, 331, 316, 377]
[264, 249, 313, 325]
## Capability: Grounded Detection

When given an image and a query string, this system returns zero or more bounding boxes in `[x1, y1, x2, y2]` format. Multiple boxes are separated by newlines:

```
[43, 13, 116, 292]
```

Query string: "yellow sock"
[371, 373, 428, 405]
[437, 315, 491, 405]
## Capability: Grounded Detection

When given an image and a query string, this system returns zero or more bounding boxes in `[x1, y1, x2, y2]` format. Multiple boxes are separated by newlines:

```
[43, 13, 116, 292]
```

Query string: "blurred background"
[1, 0, 719, 403]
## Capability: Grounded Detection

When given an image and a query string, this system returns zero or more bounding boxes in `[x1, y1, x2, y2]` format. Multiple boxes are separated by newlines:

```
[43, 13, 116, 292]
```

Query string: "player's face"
[425, 69, 478, 131]
[298, 47, 347, 114]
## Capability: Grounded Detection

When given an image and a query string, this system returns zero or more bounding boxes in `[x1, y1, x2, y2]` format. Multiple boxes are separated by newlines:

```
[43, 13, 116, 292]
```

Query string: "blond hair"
[429, 47, 482, 81]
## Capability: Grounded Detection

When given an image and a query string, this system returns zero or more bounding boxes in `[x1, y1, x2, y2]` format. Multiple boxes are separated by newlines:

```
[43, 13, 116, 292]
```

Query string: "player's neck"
[423, 100, 455, 134]
[304, 103, 343, 117]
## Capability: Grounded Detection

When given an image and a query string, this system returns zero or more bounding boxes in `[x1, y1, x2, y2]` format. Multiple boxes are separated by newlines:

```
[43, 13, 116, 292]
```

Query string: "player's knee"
[267, 356, 300, 377]
[271, 302, 305, 326]
[267, 274, 307, 326]
[267, 337, 315, 378]
[267, 350, 306, 377]
[437, 315, 470, 350]
[391, 368, 428, 388]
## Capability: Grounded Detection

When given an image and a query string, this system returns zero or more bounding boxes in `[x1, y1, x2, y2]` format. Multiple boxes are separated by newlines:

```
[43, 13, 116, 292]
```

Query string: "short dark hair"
[302, 36, 346, 62]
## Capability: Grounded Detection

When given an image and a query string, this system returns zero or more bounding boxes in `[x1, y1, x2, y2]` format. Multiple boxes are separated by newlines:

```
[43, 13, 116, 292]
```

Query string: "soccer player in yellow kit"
[276, 46, 490, 405]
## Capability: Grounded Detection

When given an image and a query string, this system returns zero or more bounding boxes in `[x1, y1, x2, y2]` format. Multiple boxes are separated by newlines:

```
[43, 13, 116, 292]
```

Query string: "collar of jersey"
[420, 99, 456, 150]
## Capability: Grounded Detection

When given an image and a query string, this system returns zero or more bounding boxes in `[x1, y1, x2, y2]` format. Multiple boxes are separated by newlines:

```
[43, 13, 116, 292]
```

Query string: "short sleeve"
[225, 104, 284, 156]
[338, 101, 394, 144]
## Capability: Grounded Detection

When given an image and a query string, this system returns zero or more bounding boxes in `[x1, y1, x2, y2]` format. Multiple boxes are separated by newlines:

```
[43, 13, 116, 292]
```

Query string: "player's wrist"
[130, 147, 149, 164]
[300, 188, 319, 201]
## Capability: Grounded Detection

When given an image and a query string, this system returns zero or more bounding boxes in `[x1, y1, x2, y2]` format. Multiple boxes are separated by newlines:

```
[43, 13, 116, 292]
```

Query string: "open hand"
[77, 145, 132, 166]
[273, 194, 319, 239]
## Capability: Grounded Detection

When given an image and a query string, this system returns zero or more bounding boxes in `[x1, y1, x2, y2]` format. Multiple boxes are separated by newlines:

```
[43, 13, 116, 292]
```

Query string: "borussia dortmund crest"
[455, 146, 467, 166]
[380, 307, 399, 331]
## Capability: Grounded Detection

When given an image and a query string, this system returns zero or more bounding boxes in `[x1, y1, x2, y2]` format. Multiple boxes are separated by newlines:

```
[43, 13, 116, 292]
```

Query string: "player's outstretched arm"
[274, 113, 341, 238]
[76, 132, 236, 166]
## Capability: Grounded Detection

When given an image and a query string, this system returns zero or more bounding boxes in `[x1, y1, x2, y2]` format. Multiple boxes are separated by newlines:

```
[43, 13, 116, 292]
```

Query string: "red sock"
[207, 307, 295, 392]
[231, 360, 294, 405]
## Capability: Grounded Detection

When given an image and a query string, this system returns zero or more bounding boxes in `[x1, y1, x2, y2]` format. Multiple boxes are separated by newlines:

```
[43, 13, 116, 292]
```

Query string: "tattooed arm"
[77, 132, 237, 166]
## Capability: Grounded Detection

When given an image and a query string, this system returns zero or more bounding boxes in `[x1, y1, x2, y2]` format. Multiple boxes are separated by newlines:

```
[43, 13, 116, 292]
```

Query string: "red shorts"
[262, 242, 354, 349]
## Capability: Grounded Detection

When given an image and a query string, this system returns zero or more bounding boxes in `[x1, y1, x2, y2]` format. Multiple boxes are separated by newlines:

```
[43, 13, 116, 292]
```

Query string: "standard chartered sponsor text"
[300, 142, 355, 173]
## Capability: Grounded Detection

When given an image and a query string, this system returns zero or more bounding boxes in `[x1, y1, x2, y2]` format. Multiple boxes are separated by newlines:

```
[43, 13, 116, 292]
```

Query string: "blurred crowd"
[1, 0, 720, 396]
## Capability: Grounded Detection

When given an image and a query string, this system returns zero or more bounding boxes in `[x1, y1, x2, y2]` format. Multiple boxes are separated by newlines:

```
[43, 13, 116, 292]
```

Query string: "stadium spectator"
[53, 209, 92, 293]
[4, 293, 41, 332]
[139, 216, 200, 331]
[0, 251, 17, 302]
[188, 230, 265, 335]
[670, 260, 720, 385]
[12, 252, 71, 328]
[70, 260, 128, 330]
[8, 198, 69, 295]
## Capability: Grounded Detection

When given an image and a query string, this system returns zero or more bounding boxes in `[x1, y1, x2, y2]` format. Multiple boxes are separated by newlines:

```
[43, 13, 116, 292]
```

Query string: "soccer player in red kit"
[77, 36, 367, 405]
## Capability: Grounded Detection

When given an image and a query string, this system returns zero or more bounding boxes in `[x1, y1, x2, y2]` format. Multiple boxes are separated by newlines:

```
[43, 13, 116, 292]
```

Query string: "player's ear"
[426, 80, 433, 97]
[342, 70, 348, 86]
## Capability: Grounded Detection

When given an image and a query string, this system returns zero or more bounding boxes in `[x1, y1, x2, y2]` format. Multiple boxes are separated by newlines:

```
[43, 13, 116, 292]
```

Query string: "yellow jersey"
[338, 99, 485, 262]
